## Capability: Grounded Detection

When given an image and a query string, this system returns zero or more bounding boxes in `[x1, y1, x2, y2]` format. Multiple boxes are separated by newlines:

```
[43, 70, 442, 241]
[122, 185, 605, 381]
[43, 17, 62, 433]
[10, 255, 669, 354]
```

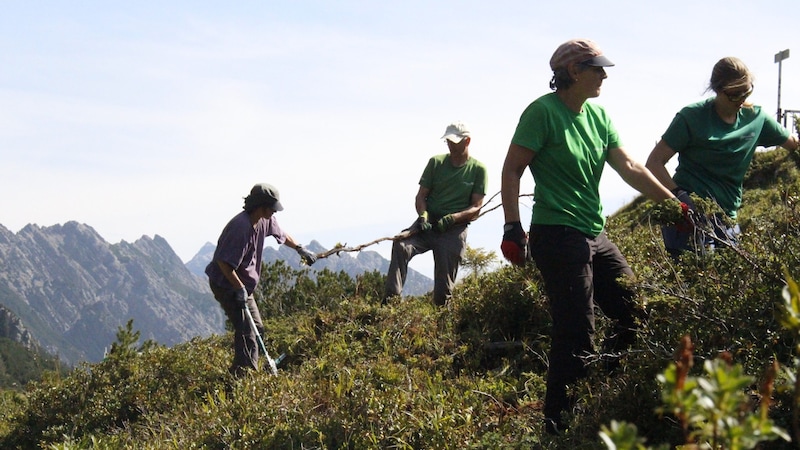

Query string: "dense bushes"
[2, 147, 800, 448]
[0, 337, 62, 390]
[0, 289, 551, 449]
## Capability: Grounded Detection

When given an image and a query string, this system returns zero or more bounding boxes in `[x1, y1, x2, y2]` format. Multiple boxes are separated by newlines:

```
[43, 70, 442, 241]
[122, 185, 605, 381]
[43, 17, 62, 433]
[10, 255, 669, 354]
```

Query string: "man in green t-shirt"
[384, 121, 488, 306]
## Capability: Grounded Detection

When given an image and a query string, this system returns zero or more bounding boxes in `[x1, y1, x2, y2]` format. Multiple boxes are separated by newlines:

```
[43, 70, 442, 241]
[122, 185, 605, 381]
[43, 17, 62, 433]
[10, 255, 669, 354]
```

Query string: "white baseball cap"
[440, 121, 471, 143]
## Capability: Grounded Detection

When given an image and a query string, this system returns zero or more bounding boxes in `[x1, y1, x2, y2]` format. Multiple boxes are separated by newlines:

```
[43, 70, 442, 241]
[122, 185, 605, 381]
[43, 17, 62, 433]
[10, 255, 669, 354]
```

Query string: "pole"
[777, 57, 784, 124]
[775, 49, 790, 124]
[243, 306, 279, 375]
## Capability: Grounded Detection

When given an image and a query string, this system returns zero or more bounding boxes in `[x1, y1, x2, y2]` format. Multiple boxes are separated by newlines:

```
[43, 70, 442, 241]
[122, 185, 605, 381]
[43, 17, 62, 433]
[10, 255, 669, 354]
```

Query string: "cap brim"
[441, 134, 466, 143]
[272, 200, 284, 211]
[582, 55, 615, 67]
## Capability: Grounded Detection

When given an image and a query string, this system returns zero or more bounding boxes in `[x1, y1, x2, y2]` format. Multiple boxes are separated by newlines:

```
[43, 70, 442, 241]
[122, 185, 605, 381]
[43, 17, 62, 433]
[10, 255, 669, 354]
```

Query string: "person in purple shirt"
[206, 183, 317, 376]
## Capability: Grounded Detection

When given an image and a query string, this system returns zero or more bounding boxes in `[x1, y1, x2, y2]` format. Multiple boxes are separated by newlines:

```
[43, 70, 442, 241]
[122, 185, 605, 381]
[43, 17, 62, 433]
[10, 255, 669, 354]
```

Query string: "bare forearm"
[620, 161, 674, 201]
[283, 235, 301, 250]
[784, 134, 800, 152]
[501, 171, 523, 223]
[415, 188, 429, 216]
[645, 140, 678, 191]
[450, 203, 483, 224]
[216, 260, 245, 290]
[647, 162, 677, 191]
[415, 199, 427, 216]
[611, 147, 674, 202]
[501, 143, 532, 223]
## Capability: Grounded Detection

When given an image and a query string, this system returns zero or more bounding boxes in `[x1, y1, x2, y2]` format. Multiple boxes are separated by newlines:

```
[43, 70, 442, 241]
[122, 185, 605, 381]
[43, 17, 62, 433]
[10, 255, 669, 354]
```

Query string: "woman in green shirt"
[647, 57, 800, 256]
[500, 39, 674, 435]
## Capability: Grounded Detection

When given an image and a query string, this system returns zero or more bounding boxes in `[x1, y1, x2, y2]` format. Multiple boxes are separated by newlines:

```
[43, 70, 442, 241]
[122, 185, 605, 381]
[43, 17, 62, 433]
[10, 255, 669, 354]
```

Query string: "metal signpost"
[775, 49, 790, 123]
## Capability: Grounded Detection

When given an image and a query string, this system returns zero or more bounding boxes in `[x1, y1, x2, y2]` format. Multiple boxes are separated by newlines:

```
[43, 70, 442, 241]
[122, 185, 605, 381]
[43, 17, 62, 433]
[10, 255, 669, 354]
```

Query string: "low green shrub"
[3, 148, 800, 448]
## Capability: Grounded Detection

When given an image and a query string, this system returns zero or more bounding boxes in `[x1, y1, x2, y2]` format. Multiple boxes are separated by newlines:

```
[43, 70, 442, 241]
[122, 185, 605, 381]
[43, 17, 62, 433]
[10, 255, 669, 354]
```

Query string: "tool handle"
[243, 306, 278, 375]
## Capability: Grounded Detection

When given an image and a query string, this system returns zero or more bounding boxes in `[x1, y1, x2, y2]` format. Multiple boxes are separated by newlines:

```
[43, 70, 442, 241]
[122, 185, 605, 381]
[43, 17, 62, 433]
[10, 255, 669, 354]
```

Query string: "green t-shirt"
[419, 154, 488, 219]
[511, 92, 621, 237]
[664, 98, 790, 219]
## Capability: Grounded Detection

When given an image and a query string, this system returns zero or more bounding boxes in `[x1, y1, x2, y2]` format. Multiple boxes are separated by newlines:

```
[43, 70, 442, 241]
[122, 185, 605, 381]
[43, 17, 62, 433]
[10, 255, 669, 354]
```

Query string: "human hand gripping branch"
[313, 191, 532, 260]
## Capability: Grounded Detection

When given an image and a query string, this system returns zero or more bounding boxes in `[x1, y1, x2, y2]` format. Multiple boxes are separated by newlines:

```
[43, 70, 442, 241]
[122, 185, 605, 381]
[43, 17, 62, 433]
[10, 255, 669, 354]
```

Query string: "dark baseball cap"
[243, 183, 284, 211]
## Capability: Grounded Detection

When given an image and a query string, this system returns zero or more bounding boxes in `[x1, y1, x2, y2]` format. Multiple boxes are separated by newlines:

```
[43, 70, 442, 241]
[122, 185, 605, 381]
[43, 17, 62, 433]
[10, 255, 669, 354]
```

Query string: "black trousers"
[529, 225, 636, 420]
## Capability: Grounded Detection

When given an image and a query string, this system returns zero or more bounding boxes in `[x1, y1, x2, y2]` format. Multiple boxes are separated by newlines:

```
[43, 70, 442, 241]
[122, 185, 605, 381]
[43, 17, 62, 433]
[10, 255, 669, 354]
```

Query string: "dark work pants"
[529, 225, 636, 421]
[384, 223, 468, 306]
[662, 213, 741, 258]
[209, 282, 264, 375]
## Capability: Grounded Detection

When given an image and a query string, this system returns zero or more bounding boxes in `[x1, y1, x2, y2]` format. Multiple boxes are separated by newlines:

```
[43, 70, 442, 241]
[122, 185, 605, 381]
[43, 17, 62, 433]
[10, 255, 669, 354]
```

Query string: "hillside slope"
[3, 147, 800, 449]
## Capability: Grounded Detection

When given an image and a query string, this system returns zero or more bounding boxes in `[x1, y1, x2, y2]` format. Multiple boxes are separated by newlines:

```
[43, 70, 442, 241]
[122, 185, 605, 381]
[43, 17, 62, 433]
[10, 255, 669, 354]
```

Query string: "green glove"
[434, 214, 455, 232]
[413, 211, 432, 232]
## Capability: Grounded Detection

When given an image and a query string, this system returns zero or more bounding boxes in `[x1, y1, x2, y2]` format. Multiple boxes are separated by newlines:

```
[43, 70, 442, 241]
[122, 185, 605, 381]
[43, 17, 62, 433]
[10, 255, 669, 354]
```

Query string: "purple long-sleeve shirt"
[205, 211, 287, 293]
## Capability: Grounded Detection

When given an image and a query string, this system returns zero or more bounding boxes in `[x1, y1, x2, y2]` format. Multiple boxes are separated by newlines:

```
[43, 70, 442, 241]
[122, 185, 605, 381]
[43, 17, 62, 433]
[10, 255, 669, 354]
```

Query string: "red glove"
[675, 202, 694, 233]
[672, 188, 697, 233]
[501, 221, 528, 266]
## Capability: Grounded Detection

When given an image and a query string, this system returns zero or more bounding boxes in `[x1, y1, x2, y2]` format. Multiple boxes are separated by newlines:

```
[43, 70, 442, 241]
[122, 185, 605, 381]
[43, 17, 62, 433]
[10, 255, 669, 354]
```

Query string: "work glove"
[410, 211, 432, 233]
[434, 214, 455, 233]
[672, 187, 696, 211]
[234, 286, 248, 309]
[296, 244, 318, 266]
[501, 221, 528, 266]
[672, 188, 696, 233]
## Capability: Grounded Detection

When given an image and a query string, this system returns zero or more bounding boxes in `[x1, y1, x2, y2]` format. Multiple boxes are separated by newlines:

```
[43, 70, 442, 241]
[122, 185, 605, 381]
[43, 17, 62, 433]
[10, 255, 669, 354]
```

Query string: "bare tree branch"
[314, 192, 533, 260]
[315, 230, 413, 259]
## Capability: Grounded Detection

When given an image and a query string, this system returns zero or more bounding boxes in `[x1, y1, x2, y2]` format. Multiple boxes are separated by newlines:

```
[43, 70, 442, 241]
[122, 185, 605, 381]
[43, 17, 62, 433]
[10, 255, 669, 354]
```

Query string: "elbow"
[644, 155, 660, 172]
[500, 169, 523, 188]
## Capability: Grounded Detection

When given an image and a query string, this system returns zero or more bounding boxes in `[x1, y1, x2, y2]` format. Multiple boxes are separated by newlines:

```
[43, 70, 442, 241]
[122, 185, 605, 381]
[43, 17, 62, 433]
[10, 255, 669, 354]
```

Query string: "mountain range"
[0, 222, 432, 365]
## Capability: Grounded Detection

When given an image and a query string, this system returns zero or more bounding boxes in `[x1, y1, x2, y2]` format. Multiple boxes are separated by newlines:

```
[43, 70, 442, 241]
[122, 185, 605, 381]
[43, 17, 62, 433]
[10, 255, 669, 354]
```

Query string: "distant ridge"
[0, 222, 224, 365]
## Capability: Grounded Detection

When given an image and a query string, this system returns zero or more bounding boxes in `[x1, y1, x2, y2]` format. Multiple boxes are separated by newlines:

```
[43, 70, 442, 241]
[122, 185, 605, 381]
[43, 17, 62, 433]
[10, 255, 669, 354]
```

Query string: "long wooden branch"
[314, 192, 533, 260]
[315, 230, 413, 259]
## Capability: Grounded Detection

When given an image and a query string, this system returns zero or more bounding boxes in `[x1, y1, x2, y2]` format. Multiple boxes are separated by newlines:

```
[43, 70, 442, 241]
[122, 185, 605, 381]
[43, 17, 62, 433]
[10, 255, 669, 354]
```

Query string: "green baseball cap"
[243, 183, 284, 211]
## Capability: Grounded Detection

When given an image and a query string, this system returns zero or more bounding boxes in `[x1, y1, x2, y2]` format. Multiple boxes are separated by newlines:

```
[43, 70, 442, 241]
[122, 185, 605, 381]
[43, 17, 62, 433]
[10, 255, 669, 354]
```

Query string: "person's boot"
[543, 417, 563, 435]
[543, 381, 569, 435]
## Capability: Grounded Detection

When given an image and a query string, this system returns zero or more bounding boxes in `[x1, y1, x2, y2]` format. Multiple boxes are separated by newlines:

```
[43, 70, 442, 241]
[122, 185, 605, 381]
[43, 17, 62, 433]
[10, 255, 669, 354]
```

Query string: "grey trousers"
[384, 223, 468, 306]
[209, 281, 264, 374]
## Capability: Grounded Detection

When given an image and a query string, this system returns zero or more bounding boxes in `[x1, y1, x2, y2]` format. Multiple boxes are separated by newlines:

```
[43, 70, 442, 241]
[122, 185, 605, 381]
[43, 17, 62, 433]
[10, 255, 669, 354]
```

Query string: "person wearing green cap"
[383, 121, 488, 307]
[205, 183, 317, 376]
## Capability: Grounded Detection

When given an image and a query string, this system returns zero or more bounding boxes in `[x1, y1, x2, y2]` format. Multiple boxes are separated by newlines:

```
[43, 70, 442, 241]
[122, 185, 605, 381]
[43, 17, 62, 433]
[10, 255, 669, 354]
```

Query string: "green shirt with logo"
[511, 92, 621, 237]
[663, 97, 789, 219]
[419, 154, 488, 219]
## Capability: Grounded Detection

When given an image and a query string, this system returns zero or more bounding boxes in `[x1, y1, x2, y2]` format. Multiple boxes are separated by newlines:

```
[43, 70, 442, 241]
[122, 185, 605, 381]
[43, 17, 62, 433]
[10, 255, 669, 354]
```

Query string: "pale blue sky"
[2, 1, 798, 275]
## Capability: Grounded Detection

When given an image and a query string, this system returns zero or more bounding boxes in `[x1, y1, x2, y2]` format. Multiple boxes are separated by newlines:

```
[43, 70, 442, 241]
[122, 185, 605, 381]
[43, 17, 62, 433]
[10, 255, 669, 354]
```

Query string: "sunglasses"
[724, 86, 753, 103]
